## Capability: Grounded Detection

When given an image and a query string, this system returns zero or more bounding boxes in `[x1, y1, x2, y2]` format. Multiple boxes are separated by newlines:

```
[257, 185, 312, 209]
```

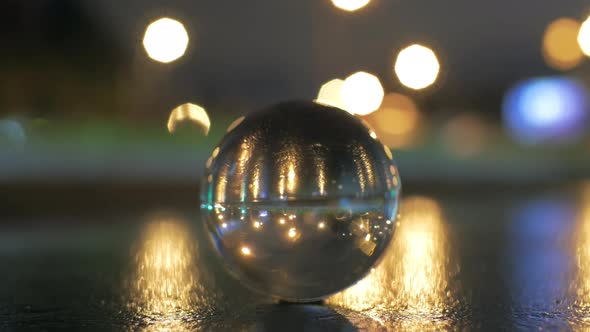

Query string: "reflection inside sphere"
[201, 101, 401, 301]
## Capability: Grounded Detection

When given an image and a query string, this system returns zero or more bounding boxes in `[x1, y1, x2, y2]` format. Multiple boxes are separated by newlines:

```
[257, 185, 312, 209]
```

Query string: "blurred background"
[4, 0, 590, 330]
[3, 0, 590, 218]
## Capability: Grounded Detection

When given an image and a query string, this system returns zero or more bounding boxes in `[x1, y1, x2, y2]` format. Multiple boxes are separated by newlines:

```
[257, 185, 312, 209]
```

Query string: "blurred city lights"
[316, 78, 346, 110]
[341, 71, 384, 115]
[578, 16, 590, 56]
[167, 103, 210, 135]
[143, 18, 189, 63]
[503, 77, 590, 145]
[363, 93, 421, 148]
[394, 44, 440, 90]
[241, 246, 252, 256]
[442, 113, 490, 157]
[331, 0, 370, 12]
[542, 18, 583, 70]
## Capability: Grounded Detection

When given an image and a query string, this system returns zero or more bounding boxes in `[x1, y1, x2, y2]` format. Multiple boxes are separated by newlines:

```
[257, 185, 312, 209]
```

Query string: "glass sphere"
[201, 101, 401, 302]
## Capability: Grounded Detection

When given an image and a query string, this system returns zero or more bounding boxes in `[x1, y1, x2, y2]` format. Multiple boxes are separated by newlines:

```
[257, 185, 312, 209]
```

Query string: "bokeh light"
[331, 0, 370, 12]
[442, 113, 490, 157]
[363, 93, 421, 148]
[503, 77, 590, 145]
[167, 103, 210, 135]
[316, 78, 346, 110]
[578, 16, 590, 56]
[542, 18, 583, 70]
[0, 119, 26, 147]
[143, 17, 189, 63]
[394, 44, 440, 90]
[341, 71, 384, 115]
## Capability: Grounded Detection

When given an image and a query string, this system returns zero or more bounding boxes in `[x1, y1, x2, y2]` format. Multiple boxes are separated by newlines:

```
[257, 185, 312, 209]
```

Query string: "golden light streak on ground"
[543, 18, 583, 70]
[328, 196, 459, 321]
[394, 44, 440, 90]
[130, 215, 215, 332]
[167, 103, 210, 135]
[143, 18, 189, 63]
[572, 183, 590, 309]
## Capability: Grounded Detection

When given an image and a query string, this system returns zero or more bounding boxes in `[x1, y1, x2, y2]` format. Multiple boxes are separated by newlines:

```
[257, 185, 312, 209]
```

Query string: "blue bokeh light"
[502, 77, 589, 144]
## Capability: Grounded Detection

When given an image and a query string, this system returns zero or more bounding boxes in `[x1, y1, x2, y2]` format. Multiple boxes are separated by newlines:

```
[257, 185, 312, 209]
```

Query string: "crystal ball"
[201, 101, 401, 302]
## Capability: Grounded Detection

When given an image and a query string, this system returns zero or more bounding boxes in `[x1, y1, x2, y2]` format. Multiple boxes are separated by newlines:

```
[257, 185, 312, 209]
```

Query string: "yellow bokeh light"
[167, 103, 210, 135]
[241, 246, 252, 256]
[364, 93, 421, 148]
[442, 113, 489, 157]
[331, 0, 370, 11]
[578, 16, 590, 56]
[316, 78, 346, 110]
[143, 17, 189, 63]
[543, 18, 583, 70]
[394, 44, 440, 90]
[341, 71, 384, 115]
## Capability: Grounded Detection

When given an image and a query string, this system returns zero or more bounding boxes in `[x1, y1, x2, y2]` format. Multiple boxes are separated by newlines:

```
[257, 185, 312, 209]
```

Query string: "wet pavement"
[3, 185, 590, 331]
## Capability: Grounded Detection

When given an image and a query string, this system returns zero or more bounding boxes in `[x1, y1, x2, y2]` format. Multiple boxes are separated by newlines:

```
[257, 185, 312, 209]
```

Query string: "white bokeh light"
[143, 18, 189, 63]
[341, 72, 384, 115]
[394, 44, 440, 90]
[316, 78, 346, 110]
[167, 103, 210, 135]
[331, 0, 370, 12]
[578, 16, 590, 56]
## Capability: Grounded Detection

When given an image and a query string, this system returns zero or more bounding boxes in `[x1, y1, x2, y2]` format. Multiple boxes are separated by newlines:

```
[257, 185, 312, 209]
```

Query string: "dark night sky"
[2, 0, 590, 118]
[90, 0, 590, 112]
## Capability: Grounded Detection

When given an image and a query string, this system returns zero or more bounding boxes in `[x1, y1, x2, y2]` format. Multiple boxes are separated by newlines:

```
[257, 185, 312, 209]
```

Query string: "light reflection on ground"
[328, 196, 461, 328]
[128, 213, 216, 331]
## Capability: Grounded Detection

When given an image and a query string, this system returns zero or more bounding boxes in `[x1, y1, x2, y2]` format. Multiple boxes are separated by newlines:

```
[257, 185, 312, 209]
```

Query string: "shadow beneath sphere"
[204, 303, 364, 332]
